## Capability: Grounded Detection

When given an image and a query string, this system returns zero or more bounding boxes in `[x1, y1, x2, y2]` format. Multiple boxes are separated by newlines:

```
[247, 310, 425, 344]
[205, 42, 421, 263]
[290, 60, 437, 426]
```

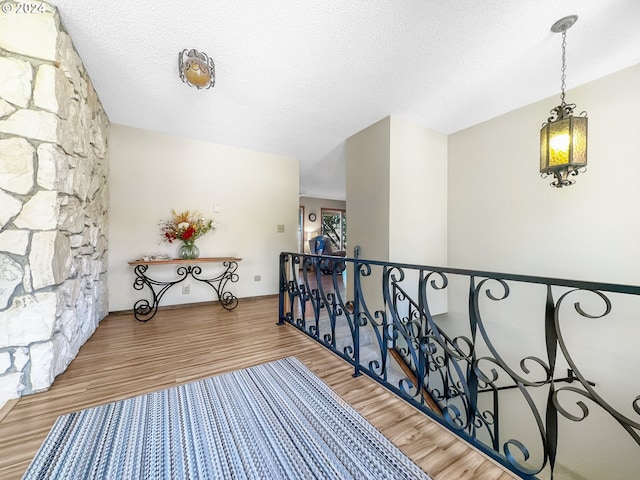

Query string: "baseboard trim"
[108, 294, 279, 317]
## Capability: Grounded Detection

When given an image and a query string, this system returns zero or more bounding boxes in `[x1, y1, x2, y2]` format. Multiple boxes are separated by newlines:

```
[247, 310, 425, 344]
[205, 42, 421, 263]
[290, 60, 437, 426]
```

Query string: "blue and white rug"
[23, 357, 433, 479]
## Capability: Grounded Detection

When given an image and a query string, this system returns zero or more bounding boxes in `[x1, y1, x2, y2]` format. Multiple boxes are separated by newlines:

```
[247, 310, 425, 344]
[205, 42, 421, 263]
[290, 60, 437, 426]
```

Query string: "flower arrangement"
[160, 210, 214, 244]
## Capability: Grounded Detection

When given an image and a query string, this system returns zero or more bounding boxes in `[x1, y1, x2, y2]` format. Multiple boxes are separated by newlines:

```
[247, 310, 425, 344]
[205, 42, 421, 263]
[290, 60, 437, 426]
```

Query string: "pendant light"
[540, 15, 588, 188]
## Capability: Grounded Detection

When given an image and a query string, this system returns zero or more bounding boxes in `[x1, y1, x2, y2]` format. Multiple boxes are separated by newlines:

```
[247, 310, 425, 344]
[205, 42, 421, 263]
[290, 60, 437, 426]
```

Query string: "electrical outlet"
[182, 284, 190, 294]
[254, 275, 261, 281]
[277, 224, 285, 233]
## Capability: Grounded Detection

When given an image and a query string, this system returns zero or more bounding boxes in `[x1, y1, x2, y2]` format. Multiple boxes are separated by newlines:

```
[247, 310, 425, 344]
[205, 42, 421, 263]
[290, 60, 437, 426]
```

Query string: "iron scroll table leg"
[131, 261, 240, 322]
[191, 261, 240, 311]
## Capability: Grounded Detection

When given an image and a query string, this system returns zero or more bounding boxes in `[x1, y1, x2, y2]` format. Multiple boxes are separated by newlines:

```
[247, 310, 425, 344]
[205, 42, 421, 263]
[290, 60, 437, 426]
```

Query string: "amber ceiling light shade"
[540, 15, 588, 188]
[178, 49, 215, 89]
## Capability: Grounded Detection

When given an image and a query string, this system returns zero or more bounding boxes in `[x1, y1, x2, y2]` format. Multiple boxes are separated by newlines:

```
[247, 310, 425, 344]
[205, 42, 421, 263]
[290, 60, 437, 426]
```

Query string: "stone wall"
[0, 1, 109, 408]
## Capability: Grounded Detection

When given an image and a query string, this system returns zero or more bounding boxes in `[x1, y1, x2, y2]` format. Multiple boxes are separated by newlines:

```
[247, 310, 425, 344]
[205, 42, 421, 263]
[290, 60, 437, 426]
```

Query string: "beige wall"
[346, 116, 391, 262]
[389, 116, 448, 315]
[389, 116, 447, 267]
[108, 124, 299, 312]
[345, 117, 391, 310]
[346, 115, 448, 266]
[447, 64, 640, 480]
[448, 64, 640, 284]
[346, 116, 448, 314]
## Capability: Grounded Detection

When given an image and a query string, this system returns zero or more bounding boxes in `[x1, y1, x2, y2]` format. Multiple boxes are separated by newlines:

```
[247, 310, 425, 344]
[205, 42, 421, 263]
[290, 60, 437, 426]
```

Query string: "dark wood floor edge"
[107, 294, 279, 316]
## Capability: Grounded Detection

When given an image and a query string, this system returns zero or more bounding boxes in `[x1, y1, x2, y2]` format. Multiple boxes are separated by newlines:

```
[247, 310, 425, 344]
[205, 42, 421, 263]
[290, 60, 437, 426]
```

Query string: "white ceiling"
[49, 0, 640, 200]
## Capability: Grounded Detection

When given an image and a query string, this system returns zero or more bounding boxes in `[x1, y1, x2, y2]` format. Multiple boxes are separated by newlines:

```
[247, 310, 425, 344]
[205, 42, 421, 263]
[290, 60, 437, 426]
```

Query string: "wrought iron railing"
[278, 251, 640, 480]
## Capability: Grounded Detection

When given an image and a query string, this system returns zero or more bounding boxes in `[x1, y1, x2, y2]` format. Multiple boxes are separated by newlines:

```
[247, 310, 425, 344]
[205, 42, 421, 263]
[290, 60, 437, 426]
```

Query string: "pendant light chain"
[560, 29, 567, 106]
[541, 14, 587, 188]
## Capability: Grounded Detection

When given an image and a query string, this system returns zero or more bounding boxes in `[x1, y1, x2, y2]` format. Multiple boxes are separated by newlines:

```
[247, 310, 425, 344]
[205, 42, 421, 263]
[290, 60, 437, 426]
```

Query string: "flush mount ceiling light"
[540, 15, 588, 188]
[178, 49, 215, 89]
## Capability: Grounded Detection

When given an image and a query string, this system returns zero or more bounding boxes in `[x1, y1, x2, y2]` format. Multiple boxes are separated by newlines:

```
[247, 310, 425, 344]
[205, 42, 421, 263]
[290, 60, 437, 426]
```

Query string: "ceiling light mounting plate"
[551, 15, 578, 33]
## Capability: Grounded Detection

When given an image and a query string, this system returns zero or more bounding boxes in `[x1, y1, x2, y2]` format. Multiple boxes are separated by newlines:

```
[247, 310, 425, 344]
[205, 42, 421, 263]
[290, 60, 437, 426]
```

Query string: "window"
[321, 209, 347, 251]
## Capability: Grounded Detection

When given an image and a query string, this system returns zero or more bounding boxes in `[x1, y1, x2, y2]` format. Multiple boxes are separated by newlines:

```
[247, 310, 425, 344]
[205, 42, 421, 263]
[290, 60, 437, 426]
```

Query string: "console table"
[127, 257, 241, 322]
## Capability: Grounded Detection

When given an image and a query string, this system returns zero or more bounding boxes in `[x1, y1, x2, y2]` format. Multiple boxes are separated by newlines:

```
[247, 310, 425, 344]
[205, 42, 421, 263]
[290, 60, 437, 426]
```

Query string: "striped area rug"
[23, 357, 432, 479]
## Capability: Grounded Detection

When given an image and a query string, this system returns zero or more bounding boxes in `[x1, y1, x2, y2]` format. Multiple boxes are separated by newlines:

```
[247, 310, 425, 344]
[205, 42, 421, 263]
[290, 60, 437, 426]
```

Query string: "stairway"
[317, 316, 415, 396]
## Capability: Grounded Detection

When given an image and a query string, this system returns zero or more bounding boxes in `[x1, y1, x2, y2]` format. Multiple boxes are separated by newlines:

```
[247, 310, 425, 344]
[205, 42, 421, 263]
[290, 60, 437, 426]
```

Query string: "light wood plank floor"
[0, 297, 517, 480]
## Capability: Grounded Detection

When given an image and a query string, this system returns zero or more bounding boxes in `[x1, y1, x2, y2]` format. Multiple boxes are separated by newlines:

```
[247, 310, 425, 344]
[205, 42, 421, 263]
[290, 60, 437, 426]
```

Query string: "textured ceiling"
[49, 0, 640, 200]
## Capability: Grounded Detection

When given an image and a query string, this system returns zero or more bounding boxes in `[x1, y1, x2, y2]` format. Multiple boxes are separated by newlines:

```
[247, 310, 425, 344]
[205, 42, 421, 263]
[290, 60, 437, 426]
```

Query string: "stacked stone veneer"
[0, 1, 109, 408]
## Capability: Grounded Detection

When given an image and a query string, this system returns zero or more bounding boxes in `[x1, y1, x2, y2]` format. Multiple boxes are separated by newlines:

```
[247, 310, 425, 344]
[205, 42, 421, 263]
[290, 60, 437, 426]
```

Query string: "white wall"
[108, 124, 299, 312]
[447, 64, 640, 479]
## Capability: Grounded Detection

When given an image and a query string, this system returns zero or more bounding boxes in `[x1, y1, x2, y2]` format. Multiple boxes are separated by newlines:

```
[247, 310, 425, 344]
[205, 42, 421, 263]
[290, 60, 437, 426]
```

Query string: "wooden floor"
[0, 296, 517, 480]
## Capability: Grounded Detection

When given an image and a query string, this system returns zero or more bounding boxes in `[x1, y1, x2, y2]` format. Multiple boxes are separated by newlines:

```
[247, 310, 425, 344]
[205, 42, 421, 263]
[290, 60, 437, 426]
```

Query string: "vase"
[179, 241, 200, 260]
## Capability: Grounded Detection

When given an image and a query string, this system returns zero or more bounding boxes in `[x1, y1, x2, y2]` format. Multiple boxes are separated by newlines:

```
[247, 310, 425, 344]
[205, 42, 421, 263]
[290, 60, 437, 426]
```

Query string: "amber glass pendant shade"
[540, 115, 587, 173]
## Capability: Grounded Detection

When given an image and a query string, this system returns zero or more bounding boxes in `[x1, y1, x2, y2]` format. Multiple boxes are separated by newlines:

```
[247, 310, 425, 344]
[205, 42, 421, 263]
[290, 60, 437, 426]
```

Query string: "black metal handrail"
[278, 252, 640, 480]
